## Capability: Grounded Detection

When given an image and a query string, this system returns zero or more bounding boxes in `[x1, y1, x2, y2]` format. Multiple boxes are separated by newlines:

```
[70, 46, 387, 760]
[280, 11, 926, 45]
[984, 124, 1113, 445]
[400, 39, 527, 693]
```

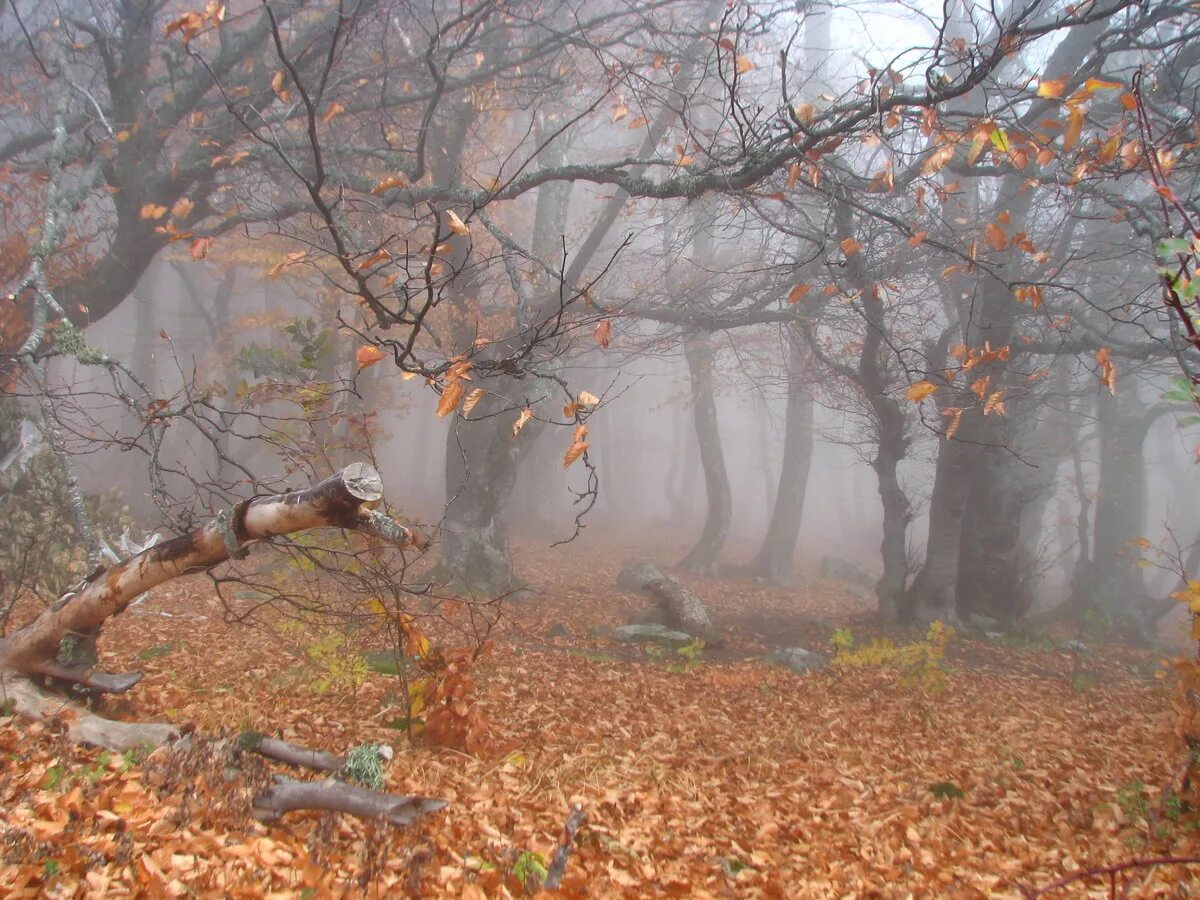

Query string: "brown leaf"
[905, 381, 937, 402]
[512, 407, 533, 438]
[445, 210, 470, 237]
[437, 379, 465, 417]
[188, 236, 213, 260]
[356, 345, 386, 370]
[594, 319, 612, 349]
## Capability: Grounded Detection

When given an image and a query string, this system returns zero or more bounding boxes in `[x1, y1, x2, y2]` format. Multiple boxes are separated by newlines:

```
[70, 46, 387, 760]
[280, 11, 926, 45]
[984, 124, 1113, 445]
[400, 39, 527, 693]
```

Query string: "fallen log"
[252, 776, 448, 827]
[239, 733, 345, 773]
[616, 560, 718, 643]
[0, 462, 426, 749]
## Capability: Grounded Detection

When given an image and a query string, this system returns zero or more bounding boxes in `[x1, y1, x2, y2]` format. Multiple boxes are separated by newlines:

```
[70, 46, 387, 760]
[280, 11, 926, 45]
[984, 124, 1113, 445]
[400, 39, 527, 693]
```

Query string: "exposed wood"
[240, 733, 345, 773]
[0, 674, 180, 752]
[251, 776, 448, 827]
[0, 463, 426, 684]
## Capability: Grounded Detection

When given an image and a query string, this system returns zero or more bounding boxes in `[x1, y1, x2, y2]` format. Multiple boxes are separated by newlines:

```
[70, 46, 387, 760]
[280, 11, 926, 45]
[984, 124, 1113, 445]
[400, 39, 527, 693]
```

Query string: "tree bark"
[252, 777, 447, 827]
[617, 560, 718, 641]
[0, 463, 424, 680]
[751, 330, 814, 586]
[904, 437, 972, 623]
[1070, 384, 1151, 617]
[678, 334, 731, 576]
[438, 383, 547, 595]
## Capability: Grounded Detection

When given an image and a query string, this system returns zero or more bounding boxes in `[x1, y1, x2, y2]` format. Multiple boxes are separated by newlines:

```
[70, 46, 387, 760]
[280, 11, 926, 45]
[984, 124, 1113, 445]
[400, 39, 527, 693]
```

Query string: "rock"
[967, 613, 999, 630]
[985, 631, 1004, 641]
[611, 624, 696, 648]
[546, 623, 570, 640]
[1064, 639, 1088, 653]
[616, 560, 664, 593]
[766, 647, 829, 675]
[817, 556, 875, 588]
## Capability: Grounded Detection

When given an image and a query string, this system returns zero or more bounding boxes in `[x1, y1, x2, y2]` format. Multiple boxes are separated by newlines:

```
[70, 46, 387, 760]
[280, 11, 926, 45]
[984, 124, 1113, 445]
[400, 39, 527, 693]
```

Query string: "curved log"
[0, 463, 427, 680]
[251, 777, 447, 827]
[0, 675, 180, 751]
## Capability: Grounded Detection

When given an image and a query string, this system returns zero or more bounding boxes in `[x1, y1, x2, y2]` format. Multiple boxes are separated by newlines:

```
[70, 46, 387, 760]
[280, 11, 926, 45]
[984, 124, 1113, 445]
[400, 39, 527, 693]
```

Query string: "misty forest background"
[2, 0, 1200, 895]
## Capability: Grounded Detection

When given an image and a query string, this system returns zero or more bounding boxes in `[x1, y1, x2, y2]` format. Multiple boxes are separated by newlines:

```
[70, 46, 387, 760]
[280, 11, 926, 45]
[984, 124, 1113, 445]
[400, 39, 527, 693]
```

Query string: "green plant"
[342, 743, 385, 791]
[669, 639, 706, 673]
[830, 621, 956, 693]
[513, 850, 548, 889]
[43, 764, 66, 790]
[296, 630, 370, 695]
[42, 859, 60, 879]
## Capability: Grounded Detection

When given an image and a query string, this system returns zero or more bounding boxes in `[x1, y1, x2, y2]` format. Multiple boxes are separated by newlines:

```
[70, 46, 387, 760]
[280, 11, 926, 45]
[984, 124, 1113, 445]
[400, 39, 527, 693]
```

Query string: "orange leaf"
[735, 55, 755, 74]
[462, 387, 486, 416]
[908, 231, 928, 247]
[840, 238, 863, 257]
[322, 101, 345, 123]
[512, 407, 533, 438]
[787, 284, 812, 304]
[445, 210, 470, 236]
[563, 440, 589, 468]
[139, 203, 169, 220]
[1063, 106, 1085, 152]
[371, 174, 407, 193]
[437, 379, 465, 417]
[984, 223, 1008, 252]
[906, 381, 937, 402]
[594, 319, 612, 349]
[1037, 77, 1066, 99]
[356, 345, 385, 370]
[188, 236, 213, 260]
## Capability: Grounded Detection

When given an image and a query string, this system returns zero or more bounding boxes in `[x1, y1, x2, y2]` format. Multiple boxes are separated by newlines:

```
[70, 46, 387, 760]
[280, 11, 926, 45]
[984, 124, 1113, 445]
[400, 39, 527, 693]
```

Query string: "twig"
[1011, 855, 1200, 898]
[544, 803, 587, 890]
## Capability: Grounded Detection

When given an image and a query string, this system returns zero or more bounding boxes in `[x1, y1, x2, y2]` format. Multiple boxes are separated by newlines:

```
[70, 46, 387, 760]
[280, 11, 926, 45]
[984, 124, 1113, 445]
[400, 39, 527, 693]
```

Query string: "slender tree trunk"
[751, 331, 813, 585]
[874, 431, 910, 622]
[678, 334, 731, 576]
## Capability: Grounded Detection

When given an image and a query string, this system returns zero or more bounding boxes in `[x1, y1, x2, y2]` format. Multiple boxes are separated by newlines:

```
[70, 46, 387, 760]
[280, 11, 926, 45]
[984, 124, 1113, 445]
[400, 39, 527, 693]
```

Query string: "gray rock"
[1064, 639, 1088, 653]
[984, 631, 1004, 641]
[546, 623, 570, 640]
[766, 647, 829, 675]
[611, 624, 696, 648]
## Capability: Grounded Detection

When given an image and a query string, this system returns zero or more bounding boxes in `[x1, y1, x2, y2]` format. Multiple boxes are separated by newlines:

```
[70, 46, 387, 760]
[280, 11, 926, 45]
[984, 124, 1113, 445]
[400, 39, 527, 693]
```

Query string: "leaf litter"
[0, 533, 1195, 896]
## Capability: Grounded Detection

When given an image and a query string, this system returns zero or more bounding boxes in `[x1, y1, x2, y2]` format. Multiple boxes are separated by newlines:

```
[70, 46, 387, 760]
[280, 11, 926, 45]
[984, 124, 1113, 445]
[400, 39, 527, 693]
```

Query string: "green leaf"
[989, 128, 1010, 152]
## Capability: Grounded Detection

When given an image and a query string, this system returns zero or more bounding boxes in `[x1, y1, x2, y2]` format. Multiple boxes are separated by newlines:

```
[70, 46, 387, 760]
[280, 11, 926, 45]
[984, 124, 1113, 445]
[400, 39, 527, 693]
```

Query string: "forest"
[1, 0, 1200, 894]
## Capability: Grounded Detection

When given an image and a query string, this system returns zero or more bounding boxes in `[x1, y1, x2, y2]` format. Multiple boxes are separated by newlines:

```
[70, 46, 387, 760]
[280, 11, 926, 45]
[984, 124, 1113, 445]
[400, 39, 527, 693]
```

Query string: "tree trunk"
[955, 439, 1037, 624]
[1071, 384, 1151, 617]
[752, 331, 813, 586]
[874, 430, 910, 622]
[904, 437, 971, 623]
[438, 382, 548, 595]
[678, 334, 731, 576]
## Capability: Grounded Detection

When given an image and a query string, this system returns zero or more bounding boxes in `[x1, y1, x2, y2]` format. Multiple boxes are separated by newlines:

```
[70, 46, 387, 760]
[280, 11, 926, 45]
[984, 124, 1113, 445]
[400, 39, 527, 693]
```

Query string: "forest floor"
[2, 530, 1199, 897]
